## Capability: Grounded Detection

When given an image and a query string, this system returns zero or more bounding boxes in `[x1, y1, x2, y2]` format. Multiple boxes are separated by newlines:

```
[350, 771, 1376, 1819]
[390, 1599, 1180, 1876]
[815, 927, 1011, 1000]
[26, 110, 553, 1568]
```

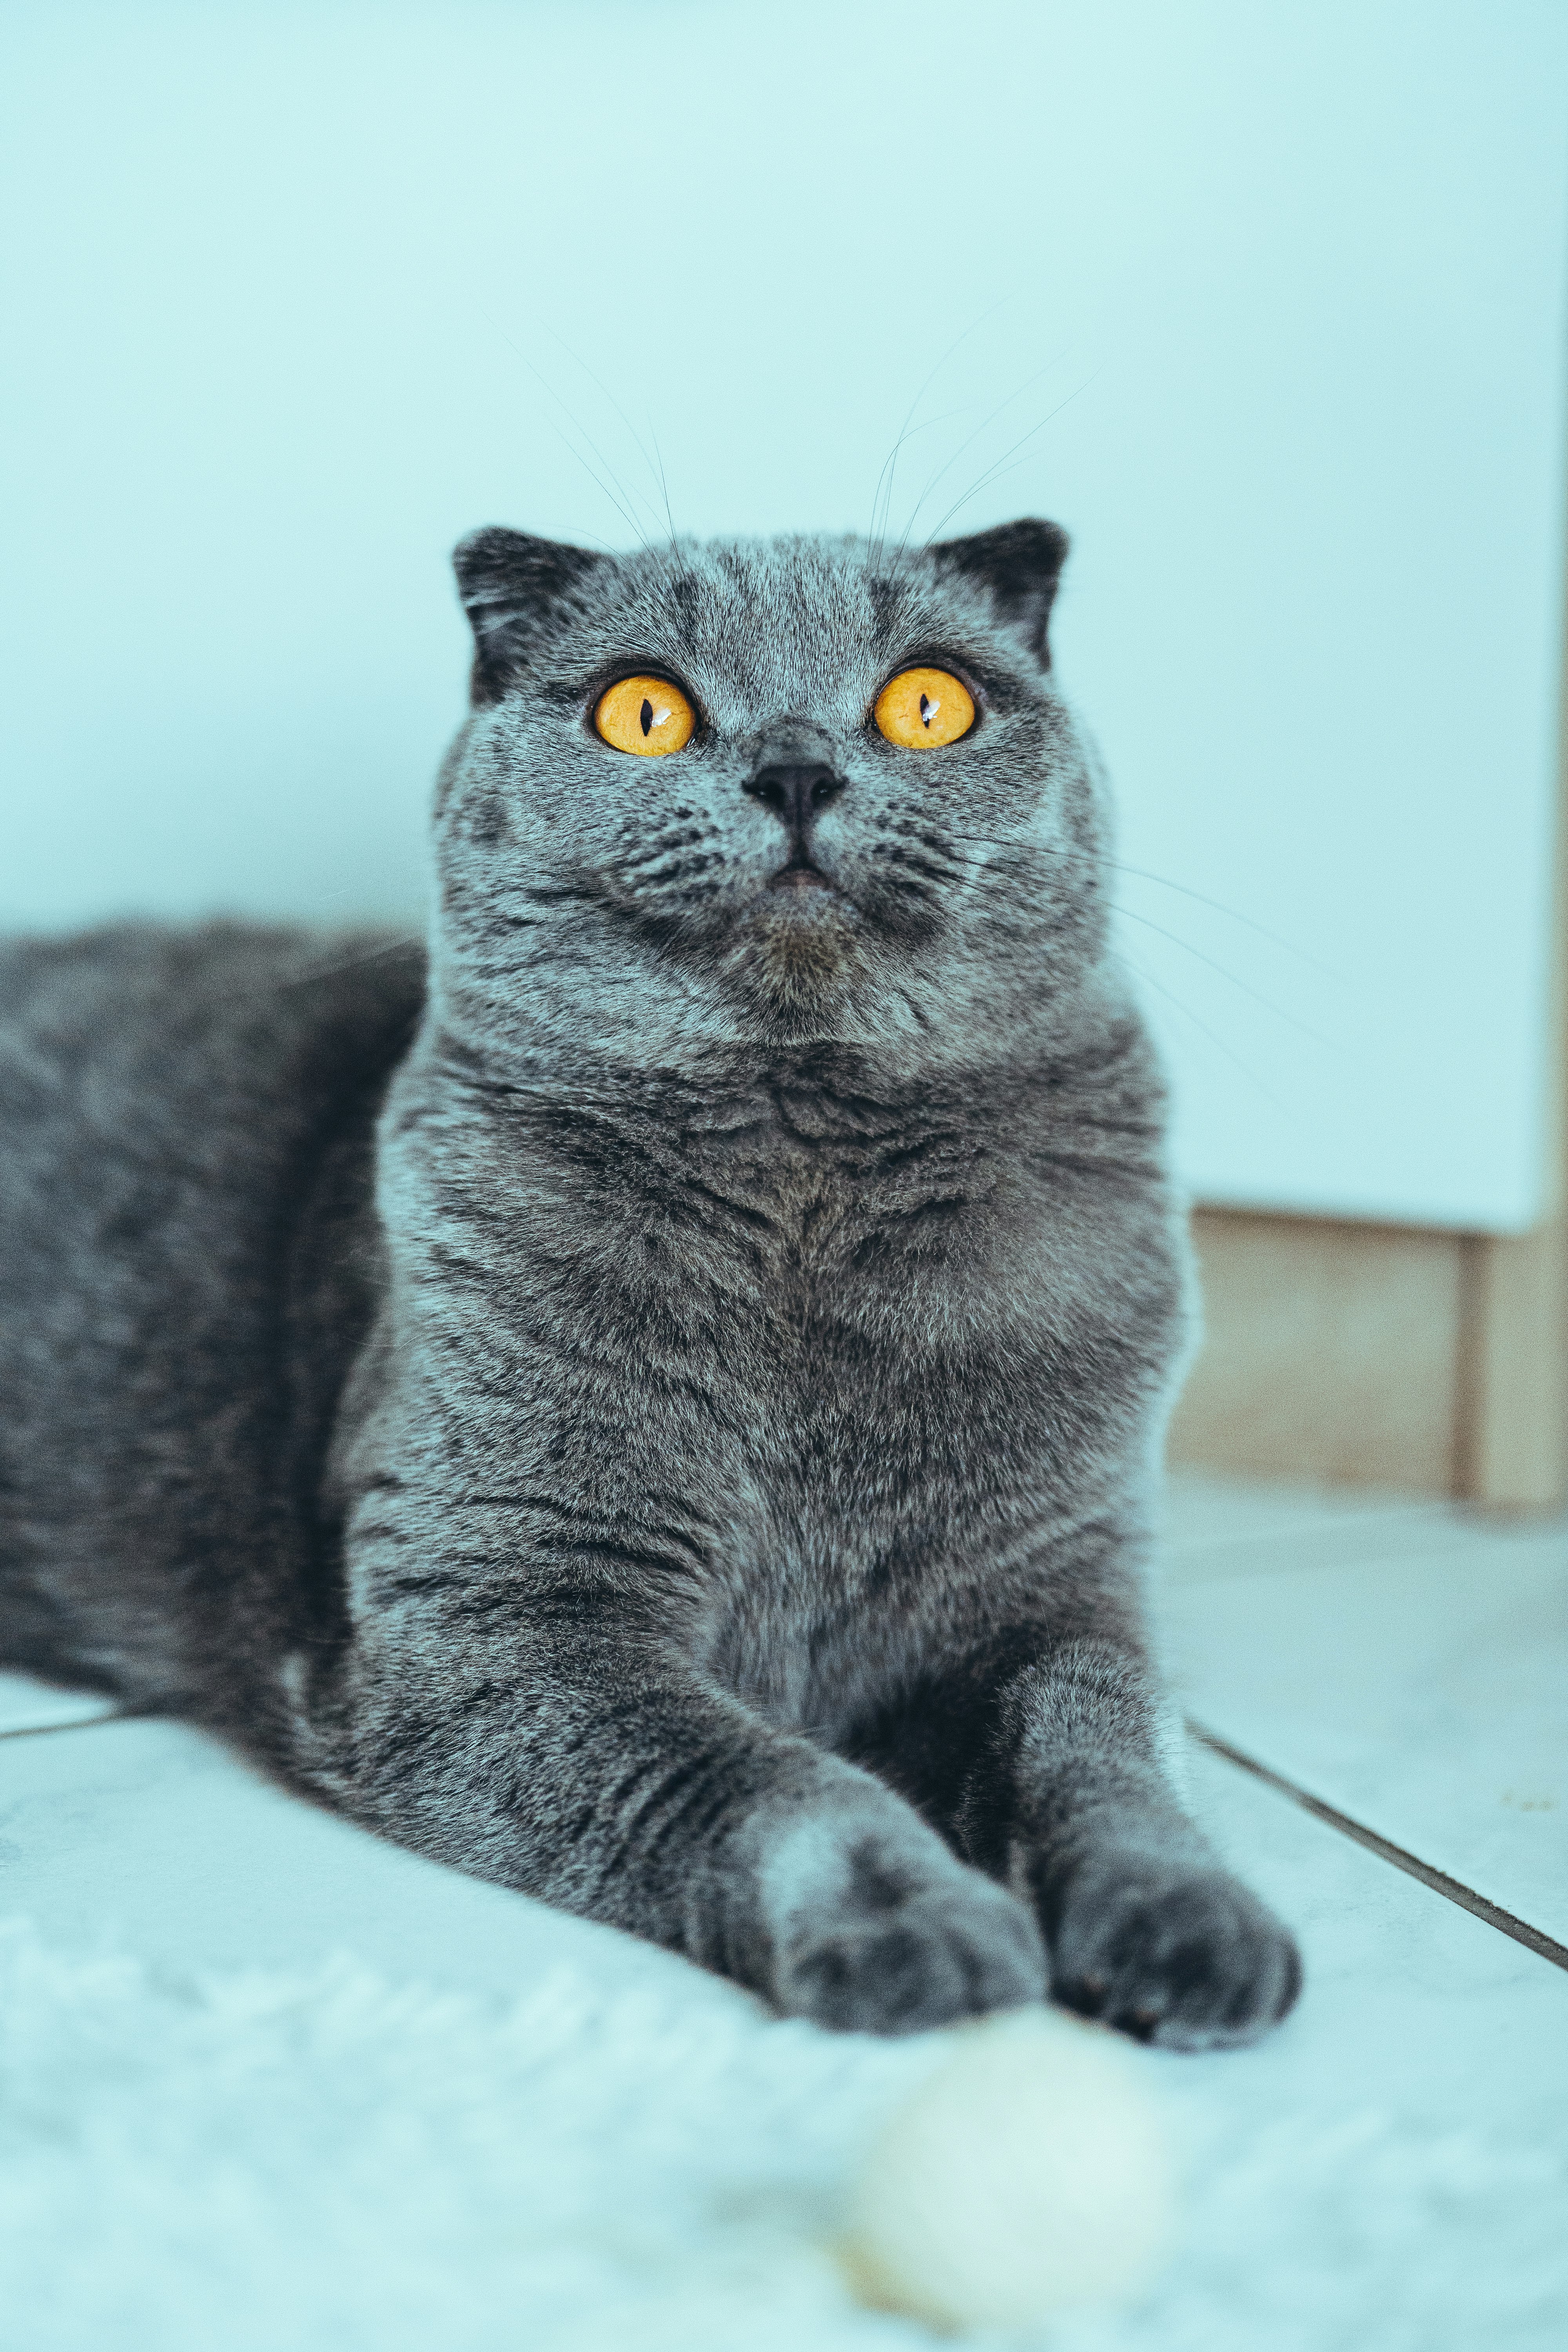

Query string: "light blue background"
[4, 0, 1565, 1226]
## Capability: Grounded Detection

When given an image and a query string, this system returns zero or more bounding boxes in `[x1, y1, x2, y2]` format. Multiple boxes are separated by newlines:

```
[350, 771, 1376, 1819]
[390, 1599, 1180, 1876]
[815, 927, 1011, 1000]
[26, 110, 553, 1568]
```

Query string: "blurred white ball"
[839, 2009, 1177, 2330]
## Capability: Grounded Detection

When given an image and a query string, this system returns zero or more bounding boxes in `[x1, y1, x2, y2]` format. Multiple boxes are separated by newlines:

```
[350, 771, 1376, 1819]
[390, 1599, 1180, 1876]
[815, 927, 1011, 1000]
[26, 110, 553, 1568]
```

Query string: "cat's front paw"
[774, 1864, 1047, 2035]
[1049, 1853, 1301, 2050]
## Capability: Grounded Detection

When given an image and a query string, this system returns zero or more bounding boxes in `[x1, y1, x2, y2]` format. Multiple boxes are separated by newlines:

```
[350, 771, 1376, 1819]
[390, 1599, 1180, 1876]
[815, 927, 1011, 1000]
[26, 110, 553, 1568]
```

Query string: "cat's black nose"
[743, 762, 845, 844]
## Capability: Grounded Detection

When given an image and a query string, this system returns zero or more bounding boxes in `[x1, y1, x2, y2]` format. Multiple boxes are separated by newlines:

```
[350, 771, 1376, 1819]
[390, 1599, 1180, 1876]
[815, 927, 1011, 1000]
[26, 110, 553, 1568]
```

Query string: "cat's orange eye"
[594, 675, 696, 757]
[873, 666, 976, 750]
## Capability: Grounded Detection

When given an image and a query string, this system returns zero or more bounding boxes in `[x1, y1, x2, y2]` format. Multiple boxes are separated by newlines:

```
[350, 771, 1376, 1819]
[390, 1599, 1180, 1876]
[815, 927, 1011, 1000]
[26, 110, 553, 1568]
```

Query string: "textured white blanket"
[3, 1915, 1564, 2352]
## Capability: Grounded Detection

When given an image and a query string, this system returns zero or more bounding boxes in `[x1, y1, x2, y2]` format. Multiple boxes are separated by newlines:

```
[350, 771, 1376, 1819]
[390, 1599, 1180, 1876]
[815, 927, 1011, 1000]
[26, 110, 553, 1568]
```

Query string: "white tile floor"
[2, 1474, 1566, 2347]
[1161, 1476, 1568, 1950]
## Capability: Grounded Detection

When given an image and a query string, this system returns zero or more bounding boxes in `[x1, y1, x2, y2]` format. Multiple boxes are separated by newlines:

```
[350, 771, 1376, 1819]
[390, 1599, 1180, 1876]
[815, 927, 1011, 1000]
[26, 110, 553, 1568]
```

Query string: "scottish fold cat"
[0, 519, 1299, 2043]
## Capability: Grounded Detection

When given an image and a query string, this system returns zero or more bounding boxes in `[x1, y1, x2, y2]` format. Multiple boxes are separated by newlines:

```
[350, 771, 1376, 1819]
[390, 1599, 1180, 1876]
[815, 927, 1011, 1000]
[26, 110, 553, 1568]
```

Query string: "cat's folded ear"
[453, 527, 613, 706]
[930, 519, 1069, 668]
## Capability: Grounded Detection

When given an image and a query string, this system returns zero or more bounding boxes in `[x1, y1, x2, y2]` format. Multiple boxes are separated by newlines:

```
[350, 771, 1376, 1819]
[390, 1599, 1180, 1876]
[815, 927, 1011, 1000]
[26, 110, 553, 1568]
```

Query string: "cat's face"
[433, 523, 1112, 1070]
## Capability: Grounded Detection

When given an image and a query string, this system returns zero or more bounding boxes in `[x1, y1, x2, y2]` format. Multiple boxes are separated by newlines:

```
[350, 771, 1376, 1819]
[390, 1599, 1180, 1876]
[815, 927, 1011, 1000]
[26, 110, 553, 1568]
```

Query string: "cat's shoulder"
[0, 920, 426, 1134]
[2, 918, 424, 1046]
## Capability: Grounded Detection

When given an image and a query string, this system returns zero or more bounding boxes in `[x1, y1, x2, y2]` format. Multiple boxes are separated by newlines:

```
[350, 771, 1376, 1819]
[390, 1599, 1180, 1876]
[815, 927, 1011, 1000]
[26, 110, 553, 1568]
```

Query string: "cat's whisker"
[627, 868, 724, 900]
[483, 311, 657, 554]
[870, 823, 1327, 1050]
[620, 829, 715, 867]
[1112, 862, 1343, 981]
[875, 869, 942, 904]
[646, 425, 695, 587]
[533, 319, 673, 549]
[875, 842, 964, 889]
[869, 408, 973, 560]
[618, 839, 724, 890]
[1118, 951, 1282, 1103]
[869, 298, 1011, 563]
[920, 369, 1103, 548]
[275, 934, 424, 991]
[895, 342, 1071, 557]
[1110, 903, 1340, 1051]
[938, 836, 1338, 985]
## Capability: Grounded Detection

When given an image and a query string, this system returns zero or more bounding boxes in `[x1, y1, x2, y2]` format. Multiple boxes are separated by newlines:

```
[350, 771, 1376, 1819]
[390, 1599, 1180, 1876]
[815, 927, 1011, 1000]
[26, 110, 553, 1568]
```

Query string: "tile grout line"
[7, 1705, 1564, 1976]
[0, 1712, 125, 1743]
[1189, 1719, 1568, 1973]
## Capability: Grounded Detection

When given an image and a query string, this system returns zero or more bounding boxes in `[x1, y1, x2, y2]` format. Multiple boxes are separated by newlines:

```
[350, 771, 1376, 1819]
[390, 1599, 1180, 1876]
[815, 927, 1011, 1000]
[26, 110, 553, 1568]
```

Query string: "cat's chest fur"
[408, 1054, 1059, 1380]
[379, 1045, 1165, 1742]
[649, 1074, 1004, 1295]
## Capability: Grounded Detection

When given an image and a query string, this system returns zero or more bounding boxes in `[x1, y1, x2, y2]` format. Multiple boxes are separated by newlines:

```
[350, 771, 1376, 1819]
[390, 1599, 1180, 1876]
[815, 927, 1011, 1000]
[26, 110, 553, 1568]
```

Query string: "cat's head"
[432, 522, 1112, 1072]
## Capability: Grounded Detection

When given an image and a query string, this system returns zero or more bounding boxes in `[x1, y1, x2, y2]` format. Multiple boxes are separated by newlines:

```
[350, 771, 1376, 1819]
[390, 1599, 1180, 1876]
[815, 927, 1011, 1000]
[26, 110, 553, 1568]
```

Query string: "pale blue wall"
[3, 0, 1565, 1226]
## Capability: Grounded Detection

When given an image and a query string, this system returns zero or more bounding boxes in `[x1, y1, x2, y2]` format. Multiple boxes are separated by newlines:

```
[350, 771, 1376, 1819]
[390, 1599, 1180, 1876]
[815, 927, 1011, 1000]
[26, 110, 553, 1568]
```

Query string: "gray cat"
[0, 519, 1300, 2045]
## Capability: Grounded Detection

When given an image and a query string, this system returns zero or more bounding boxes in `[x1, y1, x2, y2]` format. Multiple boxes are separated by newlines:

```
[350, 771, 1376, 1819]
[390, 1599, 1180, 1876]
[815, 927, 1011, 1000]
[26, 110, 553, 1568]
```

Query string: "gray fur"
[0, 523, 1299, 2044]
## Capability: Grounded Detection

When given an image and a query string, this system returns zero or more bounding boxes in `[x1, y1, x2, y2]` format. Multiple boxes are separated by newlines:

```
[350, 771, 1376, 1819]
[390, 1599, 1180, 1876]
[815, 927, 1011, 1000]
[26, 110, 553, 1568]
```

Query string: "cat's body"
[0, 522, 1300, 2043]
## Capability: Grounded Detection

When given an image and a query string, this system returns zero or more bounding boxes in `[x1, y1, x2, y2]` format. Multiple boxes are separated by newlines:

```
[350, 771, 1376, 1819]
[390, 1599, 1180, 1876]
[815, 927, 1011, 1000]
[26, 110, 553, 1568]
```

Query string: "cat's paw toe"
[776, 1871, 1047, 2036]
[1051, 1856, 1301, 2049]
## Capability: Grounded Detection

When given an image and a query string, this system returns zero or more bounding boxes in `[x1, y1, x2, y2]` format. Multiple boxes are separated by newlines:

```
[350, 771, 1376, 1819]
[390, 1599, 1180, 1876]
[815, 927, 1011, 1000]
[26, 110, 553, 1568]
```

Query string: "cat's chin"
[714, 905, 870, 1035]
[713, 934, 948, 1059]
[739, 872, 862, 965]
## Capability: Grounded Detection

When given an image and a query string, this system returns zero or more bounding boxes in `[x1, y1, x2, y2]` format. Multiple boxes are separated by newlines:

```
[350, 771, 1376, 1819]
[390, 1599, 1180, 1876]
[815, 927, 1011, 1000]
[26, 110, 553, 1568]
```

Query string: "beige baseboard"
[1168, 1207, 1568, 1510]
